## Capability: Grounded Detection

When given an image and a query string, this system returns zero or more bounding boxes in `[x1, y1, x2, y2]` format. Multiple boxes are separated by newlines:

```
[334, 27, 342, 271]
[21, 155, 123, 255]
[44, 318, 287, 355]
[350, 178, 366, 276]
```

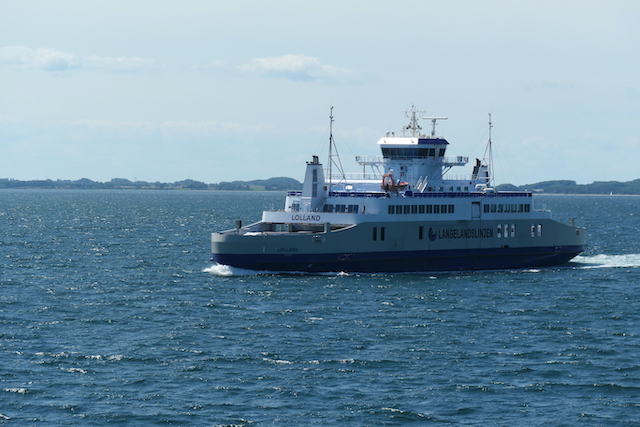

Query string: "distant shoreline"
[2, 177, 640, 195]
[0, 177, 303, 192]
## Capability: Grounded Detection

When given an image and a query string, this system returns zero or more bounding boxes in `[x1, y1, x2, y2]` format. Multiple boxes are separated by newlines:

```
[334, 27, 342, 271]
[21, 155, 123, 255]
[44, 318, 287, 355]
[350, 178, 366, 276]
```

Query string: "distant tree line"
[497, 179, 640, 194]
[0, 177, 302, 191]
[4, 176, 640, 194]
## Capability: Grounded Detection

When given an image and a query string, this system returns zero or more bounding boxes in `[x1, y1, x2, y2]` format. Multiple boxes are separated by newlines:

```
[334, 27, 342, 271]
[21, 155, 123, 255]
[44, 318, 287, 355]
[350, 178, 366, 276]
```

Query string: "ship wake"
[572, 253, 640, 269]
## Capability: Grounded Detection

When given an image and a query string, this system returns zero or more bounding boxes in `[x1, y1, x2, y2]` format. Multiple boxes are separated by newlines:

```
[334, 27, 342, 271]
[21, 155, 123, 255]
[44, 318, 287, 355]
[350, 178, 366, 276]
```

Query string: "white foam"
[203, 263, 274, 276]
[203, 263, 351, 276]
[572, 253, 640, 269]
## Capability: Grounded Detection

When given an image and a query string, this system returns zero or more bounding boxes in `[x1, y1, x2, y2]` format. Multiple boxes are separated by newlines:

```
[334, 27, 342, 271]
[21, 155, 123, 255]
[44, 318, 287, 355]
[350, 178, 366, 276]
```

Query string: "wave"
[572, 253, 640, 269]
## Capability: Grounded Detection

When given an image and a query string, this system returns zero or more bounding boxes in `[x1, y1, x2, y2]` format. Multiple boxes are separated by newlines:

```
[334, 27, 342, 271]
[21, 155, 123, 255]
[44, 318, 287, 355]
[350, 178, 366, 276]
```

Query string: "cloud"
[0, 46, 155, 72]
[240, 54, 359, 83]
[0, 46, 80, 71]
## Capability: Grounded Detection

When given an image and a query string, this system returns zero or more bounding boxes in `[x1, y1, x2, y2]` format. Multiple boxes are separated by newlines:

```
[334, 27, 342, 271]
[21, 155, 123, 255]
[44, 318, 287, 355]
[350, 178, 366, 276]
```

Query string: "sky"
[1, 0, 639, 186]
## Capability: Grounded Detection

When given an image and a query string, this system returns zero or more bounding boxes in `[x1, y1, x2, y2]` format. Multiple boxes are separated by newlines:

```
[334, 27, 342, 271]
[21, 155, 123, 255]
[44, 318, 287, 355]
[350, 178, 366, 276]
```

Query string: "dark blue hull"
[211, 245, 585, 273]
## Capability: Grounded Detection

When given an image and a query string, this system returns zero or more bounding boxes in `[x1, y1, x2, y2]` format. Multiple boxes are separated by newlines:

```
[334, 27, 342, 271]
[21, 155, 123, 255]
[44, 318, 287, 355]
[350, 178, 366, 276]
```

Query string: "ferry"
[211, 107, 585, 273]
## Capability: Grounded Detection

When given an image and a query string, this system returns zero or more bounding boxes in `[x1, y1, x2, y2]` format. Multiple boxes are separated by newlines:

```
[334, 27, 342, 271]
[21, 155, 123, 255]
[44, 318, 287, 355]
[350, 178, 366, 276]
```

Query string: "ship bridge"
[368, 110, 469, 187]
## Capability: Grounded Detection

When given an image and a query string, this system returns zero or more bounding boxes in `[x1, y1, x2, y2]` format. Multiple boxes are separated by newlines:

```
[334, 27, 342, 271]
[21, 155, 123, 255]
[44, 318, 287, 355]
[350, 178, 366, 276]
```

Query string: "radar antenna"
[422, 117, 448, 136]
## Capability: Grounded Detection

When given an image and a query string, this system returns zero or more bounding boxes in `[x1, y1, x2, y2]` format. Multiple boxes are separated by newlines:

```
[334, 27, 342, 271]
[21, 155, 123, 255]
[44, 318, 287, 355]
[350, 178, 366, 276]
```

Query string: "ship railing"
[355, 155, 384, 165]
[356, 155, 469, 164]
[415, 176, 428, 192]
[328, 172, 383, 181]
[326, 190, 532, 199]
[406, 191, 532, 198]
[288, 188, 533, 199]
[443, 174, 477, 181]
[328, 191, 388, 198]
[443, 156, 469, 165]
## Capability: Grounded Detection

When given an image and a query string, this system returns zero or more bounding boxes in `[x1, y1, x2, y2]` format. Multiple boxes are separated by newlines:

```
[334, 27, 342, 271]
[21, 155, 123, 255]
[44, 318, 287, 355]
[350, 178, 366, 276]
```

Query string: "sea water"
[2, 190, 640, 426]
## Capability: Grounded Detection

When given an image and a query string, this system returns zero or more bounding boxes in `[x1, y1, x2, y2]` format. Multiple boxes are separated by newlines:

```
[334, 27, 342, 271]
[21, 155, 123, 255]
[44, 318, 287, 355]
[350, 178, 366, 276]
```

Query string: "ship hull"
[211, 218, 586, 273]
[211, 245, 584, 273]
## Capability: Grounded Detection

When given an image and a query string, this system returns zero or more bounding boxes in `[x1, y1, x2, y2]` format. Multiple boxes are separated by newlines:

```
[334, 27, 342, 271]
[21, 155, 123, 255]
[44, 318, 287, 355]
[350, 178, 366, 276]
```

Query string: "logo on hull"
[429, 227, 494, 241]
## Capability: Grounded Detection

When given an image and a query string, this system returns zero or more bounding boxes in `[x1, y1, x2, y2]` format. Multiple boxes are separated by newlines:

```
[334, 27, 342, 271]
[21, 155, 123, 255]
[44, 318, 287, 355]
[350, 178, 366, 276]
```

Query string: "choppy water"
[2, 190, 640, 425]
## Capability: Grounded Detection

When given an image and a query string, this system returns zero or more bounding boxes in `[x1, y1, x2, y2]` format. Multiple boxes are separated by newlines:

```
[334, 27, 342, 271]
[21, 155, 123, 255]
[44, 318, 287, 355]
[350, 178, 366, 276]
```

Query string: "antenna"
[403, 106, 427, 137]
[422, 117, 448, 136]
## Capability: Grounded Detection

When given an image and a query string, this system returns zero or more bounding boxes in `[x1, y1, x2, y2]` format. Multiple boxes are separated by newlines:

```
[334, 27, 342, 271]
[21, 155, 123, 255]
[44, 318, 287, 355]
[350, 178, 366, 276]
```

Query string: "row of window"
[388, 204, 455, 214]
[323, 203, 531, 215]
[323, 204, 360, 213]
[497, 224, 544, 238]
[381, 147, 447, 158]
[484, 203, 531, 213]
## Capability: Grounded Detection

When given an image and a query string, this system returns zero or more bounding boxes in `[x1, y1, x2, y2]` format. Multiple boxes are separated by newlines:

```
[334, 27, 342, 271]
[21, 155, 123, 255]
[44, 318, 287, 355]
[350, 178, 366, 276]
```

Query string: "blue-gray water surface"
[2, 190, 640, 425]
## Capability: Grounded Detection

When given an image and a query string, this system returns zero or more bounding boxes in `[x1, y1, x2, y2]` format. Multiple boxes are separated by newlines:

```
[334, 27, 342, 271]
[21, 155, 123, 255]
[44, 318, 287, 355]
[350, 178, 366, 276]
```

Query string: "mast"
[326, 106, 345, 190]
[482, 113, 495, 187]
[328, 106, 334, 190]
